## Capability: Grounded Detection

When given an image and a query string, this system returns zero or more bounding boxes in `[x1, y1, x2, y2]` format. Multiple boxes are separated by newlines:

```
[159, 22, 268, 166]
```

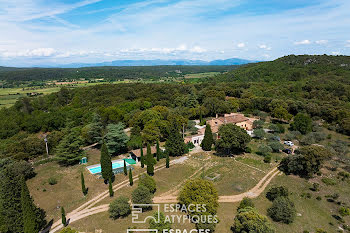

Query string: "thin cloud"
[259, 44, 271, 50]
[315, 40, 328, 45]
[294, 40, 311, 45]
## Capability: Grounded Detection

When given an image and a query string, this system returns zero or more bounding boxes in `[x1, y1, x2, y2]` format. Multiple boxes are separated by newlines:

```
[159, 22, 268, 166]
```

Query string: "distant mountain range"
[54, 58, 257, 68]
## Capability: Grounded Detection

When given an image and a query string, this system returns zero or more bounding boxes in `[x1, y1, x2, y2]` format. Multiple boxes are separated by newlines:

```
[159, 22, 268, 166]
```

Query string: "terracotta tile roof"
[130, 146, 157, 157]
[217, 115, 249, 124]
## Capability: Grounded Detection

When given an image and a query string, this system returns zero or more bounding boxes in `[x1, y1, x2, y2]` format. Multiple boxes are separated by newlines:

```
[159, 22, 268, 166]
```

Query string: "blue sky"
[0, 0, 350, 66]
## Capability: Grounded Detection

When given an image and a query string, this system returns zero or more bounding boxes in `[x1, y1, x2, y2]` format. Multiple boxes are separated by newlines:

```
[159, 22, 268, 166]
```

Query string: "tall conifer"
[61, 207, 66, 226]
[100, 141, 113, 182]
[21, 177, 39, 233]
[109, 178, 114, 197]
[201, 124, 214, 151]
[140, 144, 145, 168]
[166, 154, 170, 168]
[156, 140, 161, 161]
[129, 168, 133, 186]
[81, 172, 87, 196]
[146, 144, 155, 175]
[123, 160, 127, 176]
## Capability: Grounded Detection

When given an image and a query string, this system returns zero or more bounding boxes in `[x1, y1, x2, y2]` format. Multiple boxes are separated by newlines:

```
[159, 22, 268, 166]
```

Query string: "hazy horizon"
[1, 0, 350, 66]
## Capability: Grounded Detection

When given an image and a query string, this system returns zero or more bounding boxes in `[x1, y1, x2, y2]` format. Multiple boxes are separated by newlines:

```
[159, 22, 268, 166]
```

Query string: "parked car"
[284, 141, 294, 146]
[272, 136, 281, 141]
[282, 148, 292, 154]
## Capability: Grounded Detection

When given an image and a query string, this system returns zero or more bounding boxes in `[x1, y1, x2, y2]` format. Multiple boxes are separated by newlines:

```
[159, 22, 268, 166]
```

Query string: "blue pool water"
[88, 160, 129, 174]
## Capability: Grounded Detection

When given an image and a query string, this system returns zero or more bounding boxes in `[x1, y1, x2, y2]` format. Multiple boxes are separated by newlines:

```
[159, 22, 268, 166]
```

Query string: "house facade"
[207, 113, 256, 133]
[184, 134, 204, 146]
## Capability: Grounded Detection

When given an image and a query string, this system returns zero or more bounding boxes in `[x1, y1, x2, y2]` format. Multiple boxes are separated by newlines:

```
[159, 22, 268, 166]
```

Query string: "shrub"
[237, 197, 255, 211]
[253, 129, 265, 139]
[267, 197, 296, 224]
[187, 142, 195, 150]
[322, 178, 337, 186]
[316, 196, 322, 201]
[315, 229, 327, 233]
[149, 211, 172, 232]
[339, 207, 350, 217]
[279, 146, 332, 178]
[268, 142, 284, 153]
[264, 154, 272, 163]
[59, 227, 78, 233]
[338, 171, 350, 180]
[132, 186, 153, 207]
[109, 196, 131, 219]
[138, 174, 156, 194]
[253, 120, 265, 129]
[284, 131, 301, 141]
[257, 144, 272, 156]
[196, 220, 217, 233]
[48, 177, 57, 185]
[231, 207, 275, 233]
[266, 186, 289, 201]
[311, 183, 320, 192]
[179, 179, 219, 216]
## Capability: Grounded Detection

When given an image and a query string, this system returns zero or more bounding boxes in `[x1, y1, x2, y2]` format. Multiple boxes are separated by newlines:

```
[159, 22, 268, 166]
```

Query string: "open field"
[28, 147, 283, 232]
[184, 72, 220, 79]
[0, 81, 121, 108]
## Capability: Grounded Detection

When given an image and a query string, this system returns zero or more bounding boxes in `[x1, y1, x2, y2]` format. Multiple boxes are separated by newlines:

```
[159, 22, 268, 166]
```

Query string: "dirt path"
[153, 167, 280, 203]
[49, 158, 280, 232]
[49, 157, 187, 233]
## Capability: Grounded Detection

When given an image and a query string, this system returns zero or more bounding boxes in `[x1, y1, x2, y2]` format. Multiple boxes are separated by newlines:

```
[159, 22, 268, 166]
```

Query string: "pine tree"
[100, 141, 113, 182]
[146, 144, 155, 176]
[140, 144, 145, 168]
[0, 161, 46, 232]
[61, 207, 66, 226]
[156, 140, 161, 162]
[81, 172, 87, 196]
[165, 120, 186, 156]
[105, 123, 129, 155]
[123, 160, 128, 176]
[56, 126, 84, 166]
[21, 176, 39, 233]
[109, 178, 114, 197]
[129, 168, 133, 186]
[201, 124, 214, 151]
[166, 153, 170, 168]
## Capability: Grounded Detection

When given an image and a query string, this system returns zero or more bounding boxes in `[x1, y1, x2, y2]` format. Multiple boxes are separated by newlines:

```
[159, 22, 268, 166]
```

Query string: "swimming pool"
[87, 159, 131, 175]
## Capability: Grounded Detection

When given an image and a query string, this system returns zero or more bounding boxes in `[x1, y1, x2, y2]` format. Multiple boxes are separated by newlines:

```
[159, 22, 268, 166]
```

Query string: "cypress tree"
[165, 119, 186, 156]
[109, 178, 114, 197]
[156, 140, 161, 161]
[166, 153, 170, 168]
[140, 144, 145, 168]
[201, 124, 214, 151]
[81, 172, 87, 196]
[61, 207, 66, 226]
[123, 160, 128, 176]
[21, 176, 39, 233]
[146, 144, 155, 176]
[129, 168, 133, 186]
[100, 141, 113, 182]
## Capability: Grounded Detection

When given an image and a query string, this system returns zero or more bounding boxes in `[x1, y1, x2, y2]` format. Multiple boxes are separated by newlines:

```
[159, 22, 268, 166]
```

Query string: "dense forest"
[0, 65, 237, 83]
[0, 55, 349, 161]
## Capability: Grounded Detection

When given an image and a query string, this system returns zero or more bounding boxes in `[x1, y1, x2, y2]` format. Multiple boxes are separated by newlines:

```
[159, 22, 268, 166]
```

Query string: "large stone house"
[184, 113, 257, 147]
[207, 113, 256, 133]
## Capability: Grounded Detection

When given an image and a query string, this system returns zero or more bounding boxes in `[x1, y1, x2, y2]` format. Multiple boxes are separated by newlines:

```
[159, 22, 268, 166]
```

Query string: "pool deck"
[86, 158, 135, 175]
